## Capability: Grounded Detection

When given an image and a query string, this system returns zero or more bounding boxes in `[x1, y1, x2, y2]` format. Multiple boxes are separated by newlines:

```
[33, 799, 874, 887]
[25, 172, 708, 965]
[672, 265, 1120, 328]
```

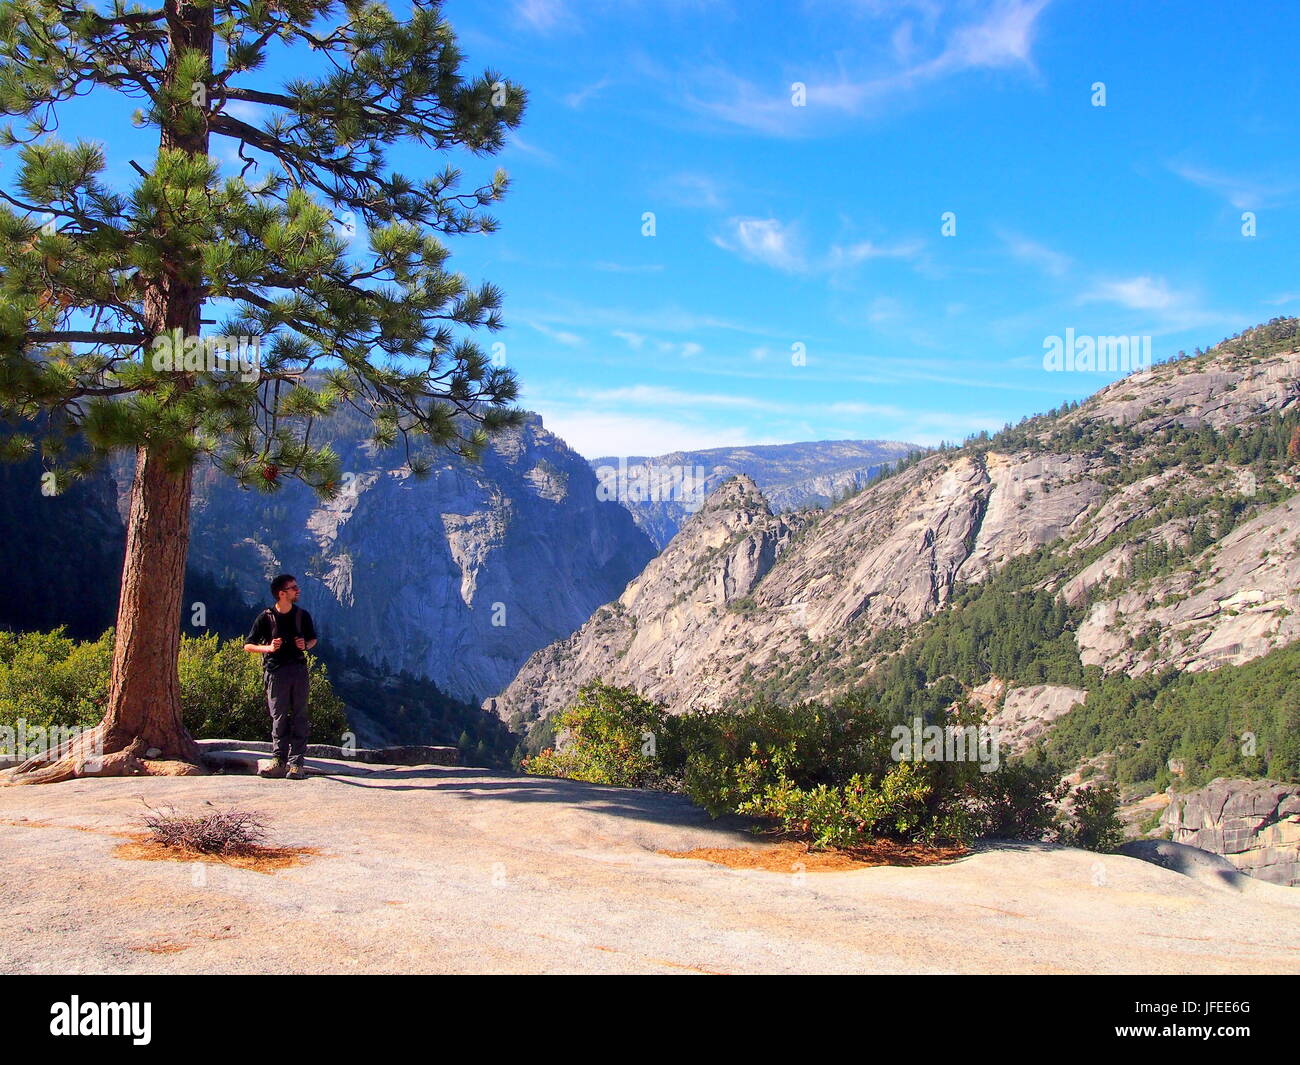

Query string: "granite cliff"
[493, 320, 1300, 747]
[118, 411, 657, 706]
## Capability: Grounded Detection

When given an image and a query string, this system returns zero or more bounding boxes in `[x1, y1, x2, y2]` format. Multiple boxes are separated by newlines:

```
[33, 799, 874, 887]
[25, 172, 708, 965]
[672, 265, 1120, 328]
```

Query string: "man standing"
[244, 574, 318, 779]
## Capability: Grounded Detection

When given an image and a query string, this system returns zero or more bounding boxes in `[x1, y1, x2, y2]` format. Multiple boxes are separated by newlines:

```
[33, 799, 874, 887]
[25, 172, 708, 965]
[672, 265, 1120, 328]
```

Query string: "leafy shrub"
[0, 627, 349, 743]
[0, 627, 113, 729]
[522, 681, 680, 788]
[526, 683, 1068, 849]
[178, 631, 348, 743]
[735, 763, 934, 849]
[968, 758, 1070, 841]
[1059, 781, 1125, 853]
[676, 696, 892, 817]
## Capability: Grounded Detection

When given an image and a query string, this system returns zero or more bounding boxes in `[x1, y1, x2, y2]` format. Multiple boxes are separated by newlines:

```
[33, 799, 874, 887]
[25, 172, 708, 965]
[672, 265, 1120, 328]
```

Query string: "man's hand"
[270, 637, 283, 651]
[294, 637, 306, 650]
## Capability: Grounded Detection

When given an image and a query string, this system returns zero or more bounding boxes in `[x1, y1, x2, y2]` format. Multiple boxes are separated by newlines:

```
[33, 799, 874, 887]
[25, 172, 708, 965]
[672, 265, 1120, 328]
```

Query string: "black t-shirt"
[248, 605, 317, 672]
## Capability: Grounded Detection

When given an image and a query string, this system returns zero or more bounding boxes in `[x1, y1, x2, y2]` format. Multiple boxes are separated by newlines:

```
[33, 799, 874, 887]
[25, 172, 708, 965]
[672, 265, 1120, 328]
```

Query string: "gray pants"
[266, 662, 310, 766]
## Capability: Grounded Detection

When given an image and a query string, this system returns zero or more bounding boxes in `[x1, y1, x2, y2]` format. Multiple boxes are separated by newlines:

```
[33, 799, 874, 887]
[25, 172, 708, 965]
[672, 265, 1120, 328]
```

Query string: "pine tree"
[0, 0, 526, 783]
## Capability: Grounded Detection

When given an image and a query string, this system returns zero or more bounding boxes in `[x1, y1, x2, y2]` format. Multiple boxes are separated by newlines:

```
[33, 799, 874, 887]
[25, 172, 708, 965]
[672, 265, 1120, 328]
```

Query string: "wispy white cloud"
[612, 330, 647, 349]
[516, 298, 796, 339]
[1079, 274, 1246, 336]
[577, 384, 778, 410]
[564, 77, 612, 108]
[711, 217, 807, 272]
[656, 340, 703, 358]
[680, 0, 1051, 136]
[910, 0, 1048, 77]
[826, 399, 910, 418]
[655, 172, 728, 209]
[594, 261, 665, 274]
[893, 411, 1010, 447]
[1082, 275, 1181, 312]
[712, 216, 924, 274]
[505, 134, 559, 167]
[528, 321, 584, 346]
[1168, 161, 1297, 210]
[680, 69, 815, 137]
[536, 408, 768, 458]
[823, 399, 1011, 446]
[999, 230, 1071, 277]
[513, 0, 576, 33]
[826, 238, 926, 270]
[220, 100, 271, 126]
[527, 366, 1020, 455]
[607, 332, 724, 362]
[865, 296, 904, 325]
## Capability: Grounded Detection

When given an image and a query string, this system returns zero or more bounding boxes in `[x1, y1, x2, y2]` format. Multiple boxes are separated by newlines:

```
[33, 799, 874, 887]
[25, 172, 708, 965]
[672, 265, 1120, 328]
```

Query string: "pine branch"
[26, 330, 144, 345]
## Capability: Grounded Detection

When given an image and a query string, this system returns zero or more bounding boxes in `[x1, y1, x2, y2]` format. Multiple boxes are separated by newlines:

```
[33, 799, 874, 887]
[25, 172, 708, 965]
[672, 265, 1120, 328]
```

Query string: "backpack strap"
[263, 606, 300, 639]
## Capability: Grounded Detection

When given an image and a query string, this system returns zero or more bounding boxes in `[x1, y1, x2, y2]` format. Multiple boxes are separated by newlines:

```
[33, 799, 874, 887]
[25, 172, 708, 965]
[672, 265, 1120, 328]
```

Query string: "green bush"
[0, 627, 112, 730]
[735, 763, 934, 849]
[522, 681, 679, 788]
[968, 758, 1069, 841]
[1059, 781, 1126, 853]
[676, 697, 892, 817]
[525, 683, 1069, 849]
[0, 627, 349, 745]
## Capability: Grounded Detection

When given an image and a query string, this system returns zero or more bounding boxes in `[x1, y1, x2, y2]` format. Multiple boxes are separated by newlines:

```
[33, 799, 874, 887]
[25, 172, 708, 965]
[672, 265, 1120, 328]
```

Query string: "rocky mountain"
[491, 319, 1300, 756]
[1163, 778, 1300, 886]
[587, 439, 916, 549]
[142, 410, 657, 707]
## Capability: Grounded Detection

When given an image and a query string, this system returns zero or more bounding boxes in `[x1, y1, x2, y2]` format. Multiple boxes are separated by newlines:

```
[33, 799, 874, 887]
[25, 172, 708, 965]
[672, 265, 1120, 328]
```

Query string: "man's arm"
[244, 615, 281, 654]
[296, 611, 318, 652]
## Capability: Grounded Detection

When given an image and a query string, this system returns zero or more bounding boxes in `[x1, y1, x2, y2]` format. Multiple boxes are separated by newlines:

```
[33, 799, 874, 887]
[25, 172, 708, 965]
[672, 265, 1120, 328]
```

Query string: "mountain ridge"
[111, 410, 657, 708]
[491, 320, 1300, 747]
[588, 438, 917, 548]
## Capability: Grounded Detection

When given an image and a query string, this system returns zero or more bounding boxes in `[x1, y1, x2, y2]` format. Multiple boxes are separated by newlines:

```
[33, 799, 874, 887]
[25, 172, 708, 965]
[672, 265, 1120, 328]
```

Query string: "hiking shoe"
[258, 758, 288, 779]
[286, 762, 308, 780]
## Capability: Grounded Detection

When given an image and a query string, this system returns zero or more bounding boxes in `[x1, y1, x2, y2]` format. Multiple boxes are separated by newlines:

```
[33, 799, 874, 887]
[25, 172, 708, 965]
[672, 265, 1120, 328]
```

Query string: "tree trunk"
[101, 444, 202, 760]
[2, 0, 214, 785]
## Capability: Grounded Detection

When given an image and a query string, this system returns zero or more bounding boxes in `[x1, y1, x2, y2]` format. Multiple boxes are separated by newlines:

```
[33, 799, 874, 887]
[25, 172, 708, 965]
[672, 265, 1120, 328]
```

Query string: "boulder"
[1161, 778, 1300, 886]
[1117, 839, 1250, 892]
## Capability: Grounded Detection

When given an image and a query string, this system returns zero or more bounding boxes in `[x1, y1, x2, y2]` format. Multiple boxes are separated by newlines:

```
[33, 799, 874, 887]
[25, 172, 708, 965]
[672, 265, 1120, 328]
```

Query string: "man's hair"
[270, 574, 297, 599]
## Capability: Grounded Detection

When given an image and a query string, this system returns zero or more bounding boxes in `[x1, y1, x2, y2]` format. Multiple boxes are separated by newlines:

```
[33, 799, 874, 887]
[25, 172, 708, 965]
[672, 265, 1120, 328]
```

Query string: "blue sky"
[24, 0, 1300, 457]
[437, 0, 1300, 455]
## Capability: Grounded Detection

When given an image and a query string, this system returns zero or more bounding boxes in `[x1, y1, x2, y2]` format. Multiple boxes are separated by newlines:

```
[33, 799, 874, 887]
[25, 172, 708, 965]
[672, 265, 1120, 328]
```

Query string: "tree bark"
[101, 444, 201, 759]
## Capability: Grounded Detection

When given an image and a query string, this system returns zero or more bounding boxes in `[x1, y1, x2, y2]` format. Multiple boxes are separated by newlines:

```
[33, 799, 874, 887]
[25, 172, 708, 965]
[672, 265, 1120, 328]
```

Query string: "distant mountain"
[587, 439, 917, 548]
[116, 410, 657, 707]
[493, 319, 1300, 789]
